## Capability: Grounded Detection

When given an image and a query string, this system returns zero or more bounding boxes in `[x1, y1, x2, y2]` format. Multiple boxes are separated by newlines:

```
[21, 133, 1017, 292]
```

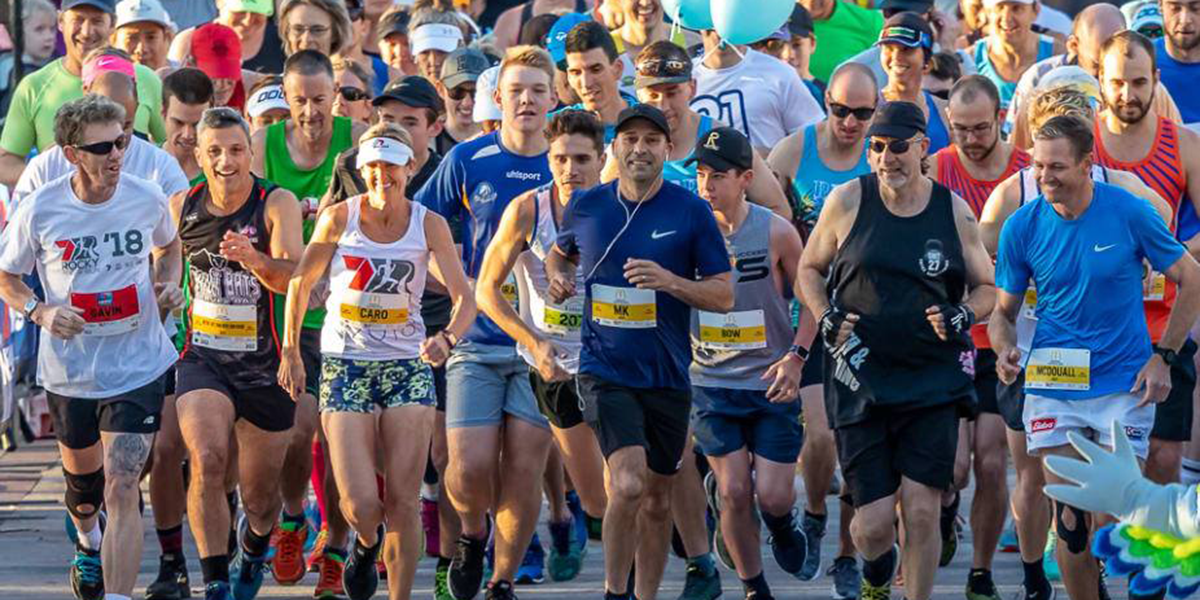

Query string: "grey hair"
[54, 95, 126, 148]
[197, 106, 251, 141]
[279, 0, 354, 55]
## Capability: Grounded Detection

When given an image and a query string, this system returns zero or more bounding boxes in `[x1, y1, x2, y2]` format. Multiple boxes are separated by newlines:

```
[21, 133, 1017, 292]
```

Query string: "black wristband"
[819, 306, 846, 348]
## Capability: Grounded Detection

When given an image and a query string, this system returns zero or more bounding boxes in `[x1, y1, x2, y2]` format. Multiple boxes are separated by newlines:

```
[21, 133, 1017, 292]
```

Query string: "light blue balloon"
[662, 0, 714, 31]
[711, 0, 792, 45]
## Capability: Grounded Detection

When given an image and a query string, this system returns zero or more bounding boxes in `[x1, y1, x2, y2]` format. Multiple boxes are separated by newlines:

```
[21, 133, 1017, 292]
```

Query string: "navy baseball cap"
[63, 0, 116, 12]
[867, 101, 927, 139]
[615, 104, 670, 137]
[687, 127, 753, 172]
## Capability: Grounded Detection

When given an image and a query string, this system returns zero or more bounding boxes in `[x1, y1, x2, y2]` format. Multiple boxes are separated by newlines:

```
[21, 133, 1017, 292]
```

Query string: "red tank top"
[934, 145, 1030, 349]
[1093, 115, 1186, 342]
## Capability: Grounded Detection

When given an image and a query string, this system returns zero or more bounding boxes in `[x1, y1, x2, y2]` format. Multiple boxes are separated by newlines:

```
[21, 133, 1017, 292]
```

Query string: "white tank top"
[514, 185, 585, 373]
[322, 196, 430, 360]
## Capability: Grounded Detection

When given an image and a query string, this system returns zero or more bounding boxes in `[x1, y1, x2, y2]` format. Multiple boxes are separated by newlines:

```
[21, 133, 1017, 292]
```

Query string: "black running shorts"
[577, 373, 691, 475]
[48, 373, 167, 449]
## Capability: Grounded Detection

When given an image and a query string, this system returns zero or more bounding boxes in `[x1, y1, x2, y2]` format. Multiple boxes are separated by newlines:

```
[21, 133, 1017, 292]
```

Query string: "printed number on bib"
[340, 291, 409, 325]
[501, 273, 520, 311]
[1025, 348, 1090, 391]
[191, 298, 257, 351]
[70, 284, 140, 336]
[698, 310, 767, 350]
[531, 292, 583, 336]
[591, 284, 655, 329]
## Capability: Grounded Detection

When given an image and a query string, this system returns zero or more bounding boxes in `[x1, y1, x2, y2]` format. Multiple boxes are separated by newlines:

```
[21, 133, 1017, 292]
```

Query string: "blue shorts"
[444, 341, 548, 430]
[692, 386, 803, 464]
[320, 356, 436, 413]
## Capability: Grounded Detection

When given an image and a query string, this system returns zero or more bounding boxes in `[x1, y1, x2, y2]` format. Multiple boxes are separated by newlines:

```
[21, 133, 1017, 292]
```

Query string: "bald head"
[1072, 4, 1126, 75]
[828, 62, 879, 106]
[87, 72, 137, 133]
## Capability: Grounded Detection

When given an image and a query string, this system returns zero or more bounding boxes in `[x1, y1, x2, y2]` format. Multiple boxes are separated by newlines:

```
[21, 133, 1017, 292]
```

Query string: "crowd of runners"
[2, 0, 1200, 600]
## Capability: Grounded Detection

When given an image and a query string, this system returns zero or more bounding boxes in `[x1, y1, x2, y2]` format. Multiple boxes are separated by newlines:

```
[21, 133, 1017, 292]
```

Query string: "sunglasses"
[869, 138, 918, 154]
[447, 84, 476, 101]
[828, 102, 876, 121]
[339, 86, 369, 102]
[636, 58, 689, 78]
[74, 134, 130, 155]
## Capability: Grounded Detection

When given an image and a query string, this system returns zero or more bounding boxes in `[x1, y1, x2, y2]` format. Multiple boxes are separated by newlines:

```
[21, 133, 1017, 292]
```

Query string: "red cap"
[192, 23, 242, 80]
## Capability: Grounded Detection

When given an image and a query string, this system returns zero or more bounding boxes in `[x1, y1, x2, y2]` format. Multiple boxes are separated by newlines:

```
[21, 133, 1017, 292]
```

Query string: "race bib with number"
[339, 291, 409, 325]
[530, 292, 583, 337]
[1025, 347, 1090, 390]
[1143, 271, 1166, 301]
[501, 273, 520, 310]
[70, 284, 140, 336]
[591, 284, 656, 329]
[698, 310, 767, 350]
[191, 298, 257, 351]
[1021, 286, 1038, 321]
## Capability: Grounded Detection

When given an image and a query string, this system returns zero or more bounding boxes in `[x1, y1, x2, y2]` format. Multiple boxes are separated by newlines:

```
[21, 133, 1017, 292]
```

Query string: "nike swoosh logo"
[1094, 244, 1117, 252]
[651, 230, 676, 239]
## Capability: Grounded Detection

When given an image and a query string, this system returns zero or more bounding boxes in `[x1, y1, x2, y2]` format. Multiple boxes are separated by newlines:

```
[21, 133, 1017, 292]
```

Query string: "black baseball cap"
[440, 47, 491, 89]
[63, 0, 116, 12]
[377, 9, 411, 42]
[867, 101, 927, 139]
[635, 41, 693, 89]
[615, 104, 670, 137]
[686, 127, 753, 172]
[878, 0, 934, 15]
[788, 4, 815, 38]
[875, 12, 934, 50]
[374, 75, 445, 113]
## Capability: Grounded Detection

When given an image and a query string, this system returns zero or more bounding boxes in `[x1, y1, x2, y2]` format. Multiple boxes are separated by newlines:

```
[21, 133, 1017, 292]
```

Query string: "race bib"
[1143, 271, 1166, 301]
[1020, 286, 1038, 321]
[501, 273, 520, 311]
[191, 298, 257, 351]
[1025, 348, 1090, 390]
[530, 291, 583, 336]
[70, 284, 140, 336]
[698, 310, 767, 350]
[591, 284, 656, 329]
[339, 290, 409, 325]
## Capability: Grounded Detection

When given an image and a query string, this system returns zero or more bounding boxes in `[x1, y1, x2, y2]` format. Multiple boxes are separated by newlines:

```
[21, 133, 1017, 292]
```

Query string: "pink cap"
[82, 54, 137, 88]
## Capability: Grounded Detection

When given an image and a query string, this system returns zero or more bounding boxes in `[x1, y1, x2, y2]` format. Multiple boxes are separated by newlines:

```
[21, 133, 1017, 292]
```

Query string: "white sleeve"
[150, 193, 177, 249]
[11, 152, 49, 210]
[780, 67, 824, 137]
[0, 200, 38, 276]
[156, 151, 190, 199]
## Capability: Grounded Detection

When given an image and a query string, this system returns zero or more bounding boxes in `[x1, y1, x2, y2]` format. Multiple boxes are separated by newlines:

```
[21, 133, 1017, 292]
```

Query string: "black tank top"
[824, 174, 974, 426]
[242, 20, 286, 74]
[179, 178, 280, 388]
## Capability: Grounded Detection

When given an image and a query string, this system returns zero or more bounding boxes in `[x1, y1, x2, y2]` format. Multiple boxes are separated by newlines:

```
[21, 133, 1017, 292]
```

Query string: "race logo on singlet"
[472, 182, 498, 206]
[338, 255, 417, 339]
[919, 239, 950, 278]
[189, 249, 263, 352]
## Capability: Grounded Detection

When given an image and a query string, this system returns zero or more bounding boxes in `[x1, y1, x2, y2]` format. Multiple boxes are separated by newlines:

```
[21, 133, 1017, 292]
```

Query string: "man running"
[545, 103, 734, 600]
[990, 114, 1200, 600]
[172, 107, 304, 600]
[688, 125, 814, 600]
[0, 94, 181, 600]
[797, 100, 996, 600]
[415, 45, 558, 600]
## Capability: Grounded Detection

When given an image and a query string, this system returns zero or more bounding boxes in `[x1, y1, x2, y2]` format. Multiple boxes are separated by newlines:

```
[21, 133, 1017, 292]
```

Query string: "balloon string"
[670, 7, 682, 43]
[700, 36, 744, 65]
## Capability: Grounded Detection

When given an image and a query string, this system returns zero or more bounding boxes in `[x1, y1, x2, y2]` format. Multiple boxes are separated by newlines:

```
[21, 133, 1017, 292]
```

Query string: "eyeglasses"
[339, 86, 369, 102]
[289, 24, 330, 38]
[74, 134, 130, 155]
[447, 84, 476, 101]
[950, 121, 994, 137]
[636, 58, 689, 78]
[828, 102, 876, 121]
[869, 138, 918, 154]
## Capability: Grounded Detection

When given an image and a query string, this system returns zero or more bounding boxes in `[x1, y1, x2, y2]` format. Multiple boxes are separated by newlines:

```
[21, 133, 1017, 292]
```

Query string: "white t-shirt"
[691, 49, 824, 150]
[0, 173, 178, 398]
[12, 135, 189, 209]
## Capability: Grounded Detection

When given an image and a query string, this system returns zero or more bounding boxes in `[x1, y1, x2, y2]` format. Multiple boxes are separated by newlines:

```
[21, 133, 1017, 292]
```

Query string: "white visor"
[357, 137, 414, 168]
[473, 65, 503, 123]
[247, 85, 290, 118]
[412, 23, 464, 55]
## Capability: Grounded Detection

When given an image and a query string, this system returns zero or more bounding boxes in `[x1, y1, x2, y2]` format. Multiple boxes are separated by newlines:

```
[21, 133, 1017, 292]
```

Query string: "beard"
[1104, 86, 1155, 125]
[1170, 28, 1200, 51]
[962, 136, 998, 163]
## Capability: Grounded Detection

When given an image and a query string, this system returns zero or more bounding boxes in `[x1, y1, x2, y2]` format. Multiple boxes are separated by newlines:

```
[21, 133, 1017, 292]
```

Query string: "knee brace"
[63, 468, 105, 521]
[1055, 501, 1089, 554]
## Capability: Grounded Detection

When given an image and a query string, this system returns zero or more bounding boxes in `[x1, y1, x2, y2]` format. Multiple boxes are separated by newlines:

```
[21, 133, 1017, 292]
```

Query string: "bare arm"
[1109, 170, 1173, 226]
[281, 204, 343, 351]
[250, 129, 267, 177]
[795, 180, 858, 317]
[748, 150, 792, 220]
[656, 269, 734, 313]
[0, 150, 26, 189]
[772, 213, 816, 350]
[476, 192, 543, 350]
[954, 194, 997, 321]
[979, 174, 1020, 256]
[766, 128, 803, 183]
[545, 244, 580, 303]
[1180, 130, 1200, 259]
[232, 188, 304, 294]
[423, 210, 477, 366]
[599, 153, 619, 184]
[491, 5, 522, 50]
[988, 289, 1025, 384]
[1158, 253, 1200, 352]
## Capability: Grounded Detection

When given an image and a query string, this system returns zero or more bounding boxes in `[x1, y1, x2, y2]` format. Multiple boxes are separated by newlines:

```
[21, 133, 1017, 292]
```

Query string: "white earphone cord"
[584, 176, 661, 282]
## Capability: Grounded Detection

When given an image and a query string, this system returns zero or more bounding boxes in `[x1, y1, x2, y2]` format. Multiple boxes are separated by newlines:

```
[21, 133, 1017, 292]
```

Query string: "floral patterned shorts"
[319, 356, 436, 413]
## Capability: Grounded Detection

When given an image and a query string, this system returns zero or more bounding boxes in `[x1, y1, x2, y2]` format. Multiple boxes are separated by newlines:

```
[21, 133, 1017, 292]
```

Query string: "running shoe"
[422, 496, 442, 558]
[940, 493, 962, 568]
[1043, 530, 1061, 582]
[566, 490, 588, 553]
[677, 563, 722, 600]
[205, 581, 233, 600]
[515, 534, 546, 584]
[231, 549, 268, 600]
[450, 534, 488, 600]
[1015, 580, 1056, 600]
[486, 580, 518, 600]
[999, 526, 1020, 553]
[587, 514, 603, 541]
[797, 512, 826, 581]
[343, 535, 382, 600]
[308, 527, 329, 574]
[767, 511, 809, 578]
[270, 518, 309, 585]
[702, 471, 734, 571]
[828, 556, 861, 600]
[146, 553, 191, 600]
[313, 549, 346, 599]
[548, 519, 583, 581]
[435, 560, 454, 600]
[965, 569, 1004, 600]
[69, 544, 104, 600]
[860, 579, 890, 600]
[745, 590, 774, 600]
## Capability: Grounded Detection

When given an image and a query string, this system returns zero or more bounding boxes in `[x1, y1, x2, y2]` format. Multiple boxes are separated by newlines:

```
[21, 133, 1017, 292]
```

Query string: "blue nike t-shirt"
[556, 180, 730, 390]
[416, 131, 551, 346]
[996, 182, 1185, 400]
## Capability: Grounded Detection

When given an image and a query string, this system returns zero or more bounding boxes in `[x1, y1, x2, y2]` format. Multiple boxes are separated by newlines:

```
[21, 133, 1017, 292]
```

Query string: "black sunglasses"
[447, 84, 476, 101]
[636, 58, 689, 78]
[869, 138, 917, 154]
[74, 134, 130, 155]
[828, 102, 875, 121]
[339, 86, 369, 102]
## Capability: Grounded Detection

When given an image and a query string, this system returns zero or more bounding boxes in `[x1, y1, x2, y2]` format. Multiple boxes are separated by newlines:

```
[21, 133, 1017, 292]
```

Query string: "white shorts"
[1023, 391, 1154, 458]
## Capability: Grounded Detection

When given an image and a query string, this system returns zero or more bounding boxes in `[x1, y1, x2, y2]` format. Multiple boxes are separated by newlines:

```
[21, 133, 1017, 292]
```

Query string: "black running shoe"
[450, 534, 488, 600]
[796, 512, 826, 581]
[69, 544, 104, 600]
[146, 554, 191, 599]
[768, 512, 809, 577]
[486, 580, 518, 600]
[343, 533, 382, 600]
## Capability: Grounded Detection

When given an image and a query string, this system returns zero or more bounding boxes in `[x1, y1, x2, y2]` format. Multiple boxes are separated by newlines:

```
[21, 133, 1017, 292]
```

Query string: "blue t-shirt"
[996, 182, 1185, 400]
[415, 131, 551, 346]
[553, 92, 639, 144]
[557, 180, 730, 390]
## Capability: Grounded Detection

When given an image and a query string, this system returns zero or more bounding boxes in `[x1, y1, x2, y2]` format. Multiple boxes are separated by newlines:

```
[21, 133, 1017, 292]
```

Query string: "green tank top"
[263, 115, 355, 330]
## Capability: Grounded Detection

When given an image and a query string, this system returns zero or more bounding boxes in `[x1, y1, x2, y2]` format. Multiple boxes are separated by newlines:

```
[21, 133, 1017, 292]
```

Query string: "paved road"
[0, 439, 1097, 600]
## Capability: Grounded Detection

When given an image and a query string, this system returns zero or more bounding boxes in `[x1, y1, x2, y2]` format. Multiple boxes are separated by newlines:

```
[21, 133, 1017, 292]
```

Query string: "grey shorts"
[444, 341, 549, 430]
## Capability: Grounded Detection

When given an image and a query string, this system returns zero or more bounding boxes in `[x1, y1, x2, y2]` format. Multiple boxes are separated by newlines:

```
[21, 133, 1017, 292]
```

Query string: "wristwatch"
[789, 344, 810, 362]
[1153, 344, 1179, 367]
[21, 297, 38, 319]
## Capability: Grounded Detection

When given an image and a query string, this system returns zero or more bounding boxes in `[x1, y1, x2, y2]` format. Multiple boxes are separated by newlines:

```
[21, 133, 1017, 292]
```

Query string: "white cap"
[115, 0, 174, 30]
[412, 23, 464, 55]
[473, 65, 502, 123]
[982, 0, 1035, 7]
[357, 136, 414, 168]
[247, 84, 290, 118]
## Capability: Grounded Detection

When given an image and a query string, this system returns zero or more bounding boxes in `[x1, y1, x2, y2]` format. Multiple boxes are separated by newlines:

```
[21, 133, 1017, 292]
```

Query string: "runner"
[608, 0, 690, 96]
[160, 68, 215, 184]
[796, 100, 996, 600]
[876, 12, 951, 155]
[112, 0, 176, 71]
[474, 109, 608, 584]
[930, 74, 1030, 600]
[688, 125, 814, 600]
[545, 103, 734, 600]
[989, 113, 1200, 600]
[415, 45, 559, 600]
[250, 49, 365, 589]
[279, 123, 475, 600]
[243, 76, 290, 136]
[277, 0, 353, 57]
[171, 107, 304, 600]
[0, 94, 181, 600]
[560, 20, 635, 143]
[971, 0, 1061, 118]
[1156, 0, 1200, 129]
[410, 8, 467, 83]
[435, 47, 489, 155]
[1093, 30, 1200, 486]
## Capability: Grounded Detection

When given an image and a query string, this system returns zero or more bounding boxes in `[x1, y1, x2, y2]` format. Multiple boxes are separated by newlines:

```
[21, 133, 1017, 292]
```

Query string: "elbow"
[715, 282, 735, 313]
[474, 283, 501, 321]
